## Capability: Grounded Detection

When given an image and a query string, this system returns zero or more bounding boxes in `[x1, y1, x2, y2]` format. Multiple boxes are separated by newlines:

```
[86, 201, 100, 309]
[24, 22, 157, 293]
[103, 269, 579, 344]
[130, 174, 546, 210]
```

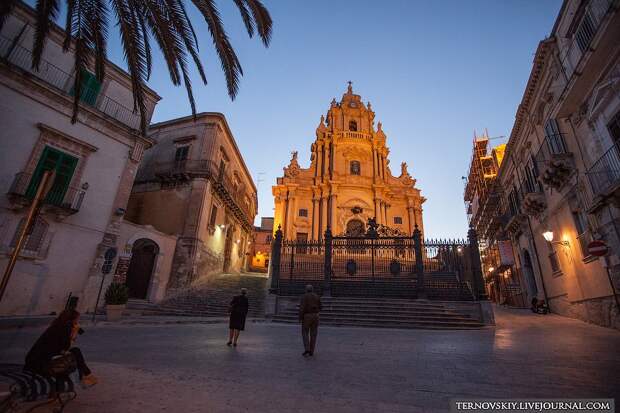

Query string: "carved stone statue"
[401, 162, 408, 176]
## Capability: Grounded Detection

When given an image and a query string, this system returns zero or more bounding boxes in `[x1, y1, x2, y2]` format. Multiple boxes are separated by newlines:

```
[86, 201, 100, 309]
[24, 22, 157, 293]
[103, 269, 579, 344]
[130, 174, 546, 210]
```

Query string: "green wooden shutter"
[69, 69, 102, 106]
[26, 147, 78, 206]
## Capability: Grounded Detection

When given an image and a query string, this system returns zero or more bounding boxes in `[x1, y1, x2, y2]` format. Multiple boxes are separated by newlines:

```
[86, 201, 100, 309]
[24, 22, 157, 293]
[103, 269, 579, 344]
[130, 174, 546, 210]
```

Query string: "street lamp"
[542, 230, 570, 246]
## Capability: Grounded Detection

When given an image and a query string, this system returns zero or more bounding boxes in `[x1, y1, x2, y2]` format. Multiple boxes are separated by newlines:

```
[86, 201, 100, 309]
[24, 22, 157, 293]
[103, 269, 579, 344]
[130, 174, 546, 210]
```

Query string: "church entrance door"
[126, 239, 159, 299]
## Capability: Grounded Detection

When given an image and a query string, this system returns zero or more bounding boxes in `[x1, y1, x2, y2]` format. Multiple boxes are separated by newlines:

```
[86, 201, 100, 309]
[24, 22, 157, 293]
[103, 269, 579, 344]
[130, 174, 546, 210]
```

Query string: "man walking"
[299, 284, 322, 357]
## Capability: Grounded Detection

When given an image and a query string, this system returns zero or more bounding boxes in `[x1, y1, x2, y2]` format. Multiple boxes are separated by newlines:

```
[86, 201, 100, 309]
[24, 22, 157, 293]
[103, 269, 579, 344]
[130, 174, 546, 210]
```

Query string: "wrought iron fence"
[270, 226, 483, 301]
[0, 35, 141, 130]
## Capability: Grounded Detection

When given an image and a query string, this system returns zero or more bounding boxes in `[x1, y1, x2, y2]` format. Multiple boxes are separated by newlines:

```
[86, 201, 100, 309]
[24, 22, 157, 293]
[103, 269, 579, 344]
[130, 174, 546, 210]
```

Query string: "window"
[608, 111, 620, 144]
[544, 119, 567, 154]
[350, 161, 361, 175]
[349, 120, 357, 131]
[27, 146, 78, 207]
[298, 208, 308, 217]
[175, 146, 189, 162]
[574, 10, 596, 53]
[209, 205, 218, 228]
[572, 210, 592, 259]
[70, 69, 101, 106]
[266, 235, 272, 243]
[393, 217, 403, 225]
[10, 217, 48, 254]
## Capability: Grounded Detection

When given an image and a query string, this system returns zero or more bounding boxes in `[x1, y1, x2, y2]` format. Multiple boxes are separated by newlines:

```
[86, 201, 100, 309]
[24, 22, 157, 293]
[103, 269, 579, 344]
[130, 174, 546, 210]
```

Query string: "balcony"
[0, 35, 140, 130]
[559, 0, 614, 80]
[145, 160, 255, 228]
[335, 131, 372, 140]
[7, 172, 86, 217]
[536, 133, 575, 190]
[587, 142, 620, 205]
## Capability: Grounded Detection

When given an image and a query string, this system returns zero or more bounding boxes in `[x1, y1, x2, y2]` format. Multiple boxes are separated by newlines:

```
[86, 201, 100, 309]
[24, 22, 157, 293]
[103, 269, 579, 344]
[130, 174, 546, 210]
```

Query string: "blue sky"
[34, 0, 563, 237]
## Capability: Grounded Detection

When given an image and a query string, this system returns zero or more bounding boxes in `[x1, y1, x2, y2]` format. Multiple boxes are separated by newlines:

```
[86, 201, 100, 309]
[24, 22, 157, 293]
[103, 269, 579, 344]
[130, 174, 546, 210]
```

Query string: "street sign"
[587, 240, 609, 257]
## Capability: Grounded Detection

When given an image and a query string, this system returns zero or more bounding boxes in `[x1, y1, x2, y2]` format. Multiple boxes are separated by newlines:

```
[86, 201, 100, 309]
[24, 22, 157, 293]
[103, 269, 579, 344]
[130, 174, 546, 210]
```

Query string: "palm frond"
[62, 0, 76, 51]
[142, 0, 183, 85]
[165, 0, 207, 84]
[0, 0, 19, 31]
[32, 0, 60, 70]
[232, 0, 254, 38]
[110, 0, 149, 133]
[243, 0, 272, 47]
[191, 0, 242, 99]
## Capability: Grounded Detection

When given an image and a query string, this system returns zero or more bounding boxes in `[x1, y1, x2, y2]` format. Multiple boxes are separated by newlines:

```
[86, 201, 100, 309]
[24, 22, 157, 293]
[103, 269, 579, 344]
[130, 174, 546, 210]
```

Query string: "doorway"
[126, 239, 159, 300]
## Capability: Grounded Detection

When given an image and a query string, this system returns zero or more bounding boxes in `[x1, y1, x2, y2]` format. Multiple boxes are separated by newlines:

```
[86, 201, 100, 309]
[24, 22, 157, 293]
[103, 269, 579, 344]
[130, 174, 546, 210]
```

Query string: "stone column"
[311, 196, 318, 240]
[375, 199, 381, 225]
[372, 148, 377, 183]
[407, 206, 414, 235]
[330, 192, 338, 234]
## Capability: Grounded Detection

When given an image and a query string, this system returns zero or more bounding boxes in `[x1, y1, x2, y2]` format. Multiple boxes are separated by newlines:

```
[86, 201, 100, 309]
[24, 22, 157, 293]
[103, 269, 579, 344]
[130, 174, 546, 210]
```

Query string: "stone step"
[273, 313, 480, 324]
[277, 308, 468, 318]
[271, 318, 484, 330]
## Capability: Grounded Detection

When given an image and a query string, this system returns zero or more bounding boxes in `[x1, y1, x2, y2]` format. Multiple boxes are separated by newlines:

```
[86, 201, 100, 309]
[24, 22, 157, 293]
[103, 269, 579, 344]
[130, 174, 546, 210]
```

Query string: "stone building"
[273, 83, 425, 240]
[475, 0, 620, 329]
[250, 217, 274, 272]
[0, 2, 160, 315]
[126, 113, 257, 291]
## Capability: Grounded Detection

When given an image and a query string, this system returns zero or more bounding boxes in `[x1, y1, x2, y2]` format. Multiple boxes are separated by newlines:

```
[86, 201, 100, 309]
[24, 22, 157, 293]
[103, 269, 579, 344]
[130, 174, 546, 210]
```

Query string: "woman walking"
[227, 288, 249, 347]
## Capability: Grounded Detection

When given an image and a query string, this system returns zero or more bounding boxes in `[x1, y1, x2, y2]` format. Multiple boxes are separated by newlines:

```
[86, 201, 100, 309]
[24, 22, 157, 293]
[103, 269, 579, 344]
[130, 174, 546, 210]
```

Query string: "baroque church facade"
[273, 83, 425, 241]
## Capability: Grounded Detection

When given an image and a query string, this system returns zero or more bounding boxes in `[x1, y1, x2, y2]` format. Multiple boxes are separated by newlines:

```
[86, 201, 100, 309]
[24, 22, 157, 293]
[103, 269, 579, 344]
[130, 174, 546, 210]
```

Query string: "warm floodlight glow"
[488, 267, 494, 273]
[543, 231, 554, 242]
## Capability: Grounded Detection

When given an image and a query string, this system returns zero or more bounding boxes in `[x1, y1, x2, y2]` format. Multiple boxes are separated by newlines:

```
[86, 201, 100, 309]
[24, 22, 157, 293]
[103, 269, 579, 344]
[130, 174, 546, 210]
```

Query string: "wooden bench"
[0, 364, 76, 413]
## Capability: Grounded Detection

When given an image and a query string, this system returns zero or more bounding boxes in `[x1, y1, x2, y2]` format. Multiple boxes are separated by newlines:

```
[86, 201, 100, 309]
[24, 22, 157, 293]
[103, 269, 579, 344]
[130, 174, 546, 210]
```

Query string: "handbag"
[48, 353, 77, 376]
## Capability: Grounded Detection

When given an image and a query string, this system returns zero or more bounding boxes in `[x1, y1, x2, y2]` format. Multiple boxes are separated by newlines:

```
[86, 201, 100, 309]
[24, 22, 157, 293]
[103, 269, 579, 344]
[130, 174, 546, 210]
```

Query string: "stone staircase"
[271, 297, 485, 330]
[125, 273, 269, 317]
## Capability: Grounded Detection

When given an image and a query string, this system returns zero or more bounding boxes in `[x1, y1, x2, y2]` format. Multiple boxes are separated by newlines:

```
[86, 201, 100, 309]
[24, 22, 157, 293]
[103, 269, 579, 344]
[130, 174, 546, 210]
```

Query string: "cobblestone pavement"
[1, 306, 619, 412]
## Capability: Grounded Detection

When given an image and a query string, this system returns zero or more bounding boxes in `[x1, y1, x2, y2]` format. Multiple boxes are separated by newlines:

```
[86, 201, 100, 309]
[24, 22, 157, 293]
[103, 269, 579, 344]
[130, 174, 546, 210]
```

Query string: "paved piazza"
[1, 307, 619, 412]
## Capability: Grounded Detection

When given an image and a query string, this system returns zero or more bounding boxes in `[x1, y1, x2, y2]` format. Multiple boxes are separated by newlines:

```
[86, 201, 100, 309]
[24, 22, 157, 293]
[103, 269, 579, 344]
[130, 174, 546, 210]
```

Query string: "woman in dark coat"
[24, 309, 98, 387]
[227, 288, 249, 347]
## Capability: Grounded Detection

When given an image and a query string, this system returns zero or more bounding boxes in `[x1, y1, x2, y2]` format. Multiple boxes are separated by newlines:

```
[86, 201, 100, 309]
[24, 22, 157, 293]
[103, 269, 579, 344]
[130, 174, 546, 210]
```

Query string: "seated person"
[530, 297, 549, 314]
[24, 309, 98, 387]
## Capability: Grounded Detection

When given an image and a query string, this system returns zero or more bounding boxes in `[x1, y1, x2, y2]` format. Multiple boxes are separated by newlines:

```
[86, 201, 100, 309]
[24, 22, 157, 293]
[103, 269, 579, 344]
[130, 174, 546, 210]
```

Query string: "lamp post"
[0, 170, 56, 303]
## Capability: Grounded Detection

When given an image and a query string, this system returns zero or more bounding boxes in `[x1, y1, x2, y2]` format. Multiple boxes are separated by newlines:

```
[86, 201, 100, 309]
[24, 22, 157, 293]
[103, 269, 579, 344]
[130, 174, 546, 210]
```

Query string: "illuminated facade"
[250, 217, 274, 272]
[273, 83, 425, 241]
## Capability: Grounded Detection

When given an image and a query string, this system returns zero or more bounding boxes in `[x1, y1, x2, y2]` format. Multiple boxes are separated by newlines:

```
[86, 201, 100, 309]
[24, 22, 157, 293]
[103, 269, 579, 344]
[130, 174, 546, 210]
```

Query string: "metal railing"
[587, 142, 620, 197]
[559, 0, 614, 80]
[142, 159, 255, 225]
[0, 35, 141, 130]
[7, 172, 86, 214]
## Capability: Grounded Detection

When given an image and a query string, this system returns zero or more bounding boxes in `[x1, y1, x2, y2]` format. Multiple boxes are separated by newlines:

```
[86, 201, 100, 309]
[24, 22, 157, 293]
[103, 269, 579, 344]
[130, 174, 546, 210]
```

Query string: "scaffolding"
[464, 131, 504, 225]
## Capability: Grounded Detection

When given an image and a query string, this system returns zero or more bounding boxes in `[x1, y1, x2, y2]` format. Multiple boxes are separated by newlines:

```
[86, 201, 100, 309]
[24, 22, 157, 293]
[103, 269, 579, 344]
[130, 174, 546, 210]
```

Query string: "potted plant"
[104, 283, 129, 321]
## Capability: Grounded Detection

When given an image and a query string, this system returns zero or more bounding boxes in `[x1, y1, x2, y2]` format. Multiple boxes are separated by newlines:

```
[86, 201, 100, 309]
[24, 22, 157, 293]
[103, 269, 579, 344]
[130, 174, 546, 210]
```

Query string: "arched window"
[349, 120, 357, 131]
[350, 161, 361, 175]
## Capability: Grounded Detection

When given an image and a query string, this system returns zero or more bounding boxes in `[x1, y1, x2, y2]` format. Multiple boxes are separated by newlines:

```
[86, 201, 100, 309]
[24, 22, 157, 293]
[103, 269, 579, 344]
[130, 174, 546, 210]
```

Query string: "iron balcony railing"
[7, 172, 86, 214]
[559, 0, 614, 80]
[142, 159, 255, 225]
[587, 142, 620, 198]
[0, 35, 141, 130]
